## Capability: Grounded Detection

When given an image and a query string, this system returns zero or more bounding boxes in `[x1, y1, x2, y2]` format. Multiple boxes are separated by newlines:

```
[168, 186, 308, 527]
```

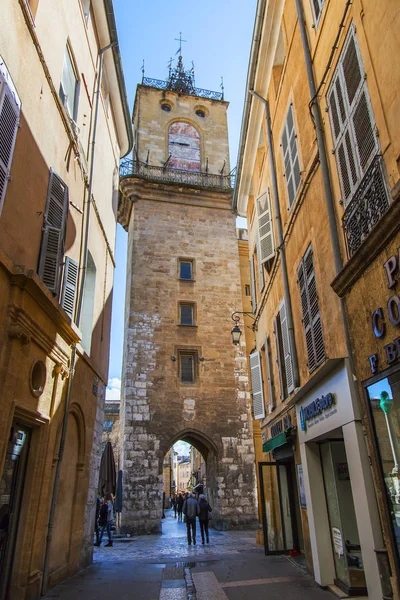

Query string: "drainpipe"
[41, 42, 116, 596]
[248, 90, 300, 390]
[294, 0, 355, 373]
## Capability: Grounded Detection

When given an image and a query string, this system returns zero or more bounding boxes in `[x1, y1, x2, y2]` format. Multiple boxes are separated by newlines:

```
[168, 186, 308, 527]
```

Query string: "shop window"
[297, 245, 325, 373]
[365, 372, 400, 563]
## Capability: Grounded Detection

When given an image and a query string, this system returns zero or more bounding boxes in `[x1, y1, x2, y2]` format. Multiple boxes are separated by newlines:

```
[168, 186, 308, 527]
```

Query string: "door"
[0, 424, 31, 600]
[259, 461, 298, 555]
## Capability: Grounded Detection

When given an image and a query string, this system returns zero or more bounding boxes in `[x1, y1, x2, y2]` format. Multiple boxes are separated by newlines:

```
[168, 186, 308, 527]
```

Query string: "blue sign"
[299, 393, 335, 432]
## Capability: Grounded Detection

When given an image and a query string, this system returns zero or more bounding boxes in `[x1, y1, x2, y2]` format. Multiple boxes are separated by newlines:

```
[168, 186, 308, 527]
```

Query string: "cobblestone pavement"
[45, 510, 335, 600]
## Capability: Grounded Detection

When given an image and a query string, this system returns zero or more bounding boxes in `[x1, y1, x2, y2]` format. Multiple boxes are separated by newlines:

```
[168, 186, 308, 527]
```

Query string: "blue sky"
[106, 0, 257, 401]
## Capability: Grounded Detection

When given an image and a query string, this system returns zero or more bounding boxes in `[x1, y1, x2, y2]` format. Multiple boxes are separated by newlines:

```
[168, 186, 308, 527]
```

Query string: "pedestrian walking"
[177, 493, 184, 522]
[172, 494, 177, 518]
[96, 492, 114, 547]
[183, 492, 199, 545]
[198, 493, 212, 544]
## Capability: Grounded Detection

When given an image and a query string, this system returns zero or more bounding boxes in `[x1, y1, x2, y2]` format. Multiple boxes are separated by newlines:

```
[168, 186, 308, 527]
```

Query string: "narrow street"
[44, 510, 333, 600]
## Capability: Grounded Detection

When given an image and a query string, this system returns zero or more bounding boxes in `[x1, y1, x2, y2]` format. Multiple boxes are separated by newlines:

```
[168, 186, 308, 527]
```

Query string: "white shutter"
[264, 336, 274, 411]
[279, 300, 294, 394]
[281, 104, 301, 208]
[38, 170, 69, 294]
[0, 70, 20, 216]
[60, 257, 78, 318]
[256, 190, 275, 264]
[250, 255, 257, 313]
[249, 351, 265, 420]
[274, 315, 285, 401]
[256, 234, 265, 293]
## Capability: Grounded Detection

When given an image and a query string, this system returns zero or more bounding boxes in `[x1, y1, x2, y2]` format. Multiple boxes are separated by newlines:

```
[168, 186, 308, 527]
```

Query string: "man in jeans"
[183, 492, 200, 545]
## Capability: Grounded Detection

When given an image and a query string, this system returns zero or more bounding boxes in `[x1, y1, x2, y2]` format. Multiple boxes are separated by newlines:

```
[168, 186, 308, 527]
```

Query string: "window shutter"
[256, 190, 275, 264]
[341, 31, 363, 108]
[0, 71, 20, 215]
[352, 89, 376, 172]
[279, 300, 294, 394]
[249, 351, 265, 420]
[298, 246, 325, 373]
[264, 336, 274, 411]
[274, 315, 285, 401]
[250, 255, 257, 313]
[38, 170, 69, 294]
[256, 235, 265, 293]
[60, 257, 78, 318]
[281, 104, 301, 208]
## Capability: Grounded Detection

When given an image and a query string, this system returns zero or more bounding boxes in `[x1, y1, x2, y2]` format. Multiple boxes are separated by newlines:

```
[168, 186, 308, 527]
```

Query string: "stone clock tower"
[118, 56, 257, 534]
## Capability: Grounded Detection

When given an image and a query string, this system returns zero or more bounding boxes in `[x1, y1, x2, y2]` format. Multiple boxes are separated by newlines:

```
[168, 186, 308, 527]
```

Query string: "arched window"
[168, 122, 200, 172]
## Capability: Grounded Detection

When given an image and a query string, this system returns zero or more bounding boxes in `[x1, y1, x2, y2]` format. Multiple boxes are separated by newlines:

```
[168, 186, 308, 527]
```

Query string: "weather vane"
[174, 32, 187, 56]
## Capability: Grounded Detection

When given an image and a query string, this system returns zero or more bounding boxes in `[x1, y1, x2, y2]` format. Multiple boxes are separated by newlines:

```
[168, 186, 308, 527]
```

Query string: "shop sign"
[270, 413, 292, 438]
[369, 249, 400, 374]
[299, 393, 335, 432]
[332, 527, 344, 557]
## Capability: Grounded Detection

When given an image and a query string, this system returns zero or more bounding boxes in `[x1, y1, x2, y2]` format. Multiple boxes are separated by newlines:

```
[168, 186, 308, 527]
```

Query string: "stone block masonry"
[118, 176, 258, 535]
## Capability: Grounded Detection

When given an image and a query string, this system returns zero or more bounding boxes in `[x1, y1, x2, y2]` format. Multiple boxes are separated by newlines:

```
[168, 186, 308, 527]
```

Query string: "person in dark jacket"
[198, 494, 212, 544]
[183, 492, 200, 545]
[177, 493, 184, 522]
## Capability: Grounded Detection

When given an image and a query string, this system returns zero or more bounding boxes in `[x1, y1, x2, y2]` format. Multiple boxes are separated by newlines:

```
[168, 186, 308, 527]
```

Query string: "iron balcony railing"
[342, 155, 391, 257]
[120, 158, 236, 191]
[141, 77, 224, 101]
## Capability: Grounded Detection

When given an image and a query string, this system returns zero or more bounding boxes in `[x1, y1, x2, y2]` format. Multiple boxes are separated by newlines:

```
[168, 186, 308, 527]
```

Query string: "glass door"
[0, 424, 31, 600]
[259, 461, 298, 554]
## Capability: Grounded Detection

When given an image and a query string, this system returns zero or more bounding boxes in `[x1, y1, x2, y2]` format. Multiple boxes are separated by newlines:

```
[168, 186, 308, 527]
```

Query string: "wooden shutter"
[274, 315, 285, 401]
[256, 235, 265, 293]
[279, 300, 294, 394]
[256, 190, 275, 264]
[250, 255, 257, 313]
[298, 246, 325, 373]
[38, 169, 69, 294]
[281, 104, 301, 208]
[264, 336, 274, 411]
[0, 71, 20, 215]
[60, 257, 78, 318]
[249, 351, 265, 420]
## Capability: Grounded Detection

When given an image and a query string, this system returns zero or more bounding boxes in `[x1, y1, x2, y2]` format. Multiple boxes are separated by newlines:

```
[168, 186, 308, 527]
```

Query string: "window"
[195, 110, 205, 118]
[79, 0, 90, 22]
[168, 122, 200, 171]
[38, 169, 69, 295]
[310, 0, 326, 25]
[249, 351, 265, 420]
[59, 45, 79, 120]
[179, 303, 195, 326]
[256, 189, 275, 265]
[256, 236, 265, 293]
[281, 103, 301, 208]
[245, 285, 251, 296]
[179, 351, 197, 383]
[161, 104, 171, 112]
[0, 63, 21, 217]
[274, 301, 294, 400]
[179, 259, 194, 280]
[297, 245, 325, 373]
[328, 26, 378, 205]
[80, 251, 96, 354]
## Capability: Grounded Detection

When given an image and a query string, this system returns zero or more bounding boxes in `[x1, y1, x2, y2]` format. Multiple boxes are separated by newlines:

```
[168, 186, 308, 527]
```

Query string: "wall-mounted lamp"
[231, 312, 256, 345]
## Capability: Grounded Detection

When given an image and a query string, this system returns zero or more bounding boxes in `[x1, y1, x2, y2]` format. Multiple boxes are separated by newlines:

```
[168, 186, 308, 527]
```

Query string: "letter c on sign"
[388, 295, 400, 327]
[372, 308, 386, 338]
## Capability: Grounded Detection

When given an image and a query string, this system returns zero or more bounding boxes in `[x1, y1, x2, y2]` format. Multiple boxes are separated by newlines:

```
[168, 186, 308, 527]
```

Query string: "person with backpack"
[182, 492, 200, 545]
[198, 494, 212, 544]
[95, 493, 114, 547]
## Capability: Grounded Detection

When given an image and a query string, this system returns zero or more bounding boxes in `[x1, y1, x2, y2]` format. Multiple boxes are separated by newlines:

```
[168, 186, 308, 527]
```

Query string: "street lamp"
[231, 312, 255, 345]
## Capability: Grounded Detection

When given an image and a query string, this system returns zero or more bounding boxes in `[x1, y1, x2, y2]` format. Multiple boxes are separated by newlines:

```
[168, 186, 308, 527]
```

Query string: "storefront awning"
[262, 431, 287, 453]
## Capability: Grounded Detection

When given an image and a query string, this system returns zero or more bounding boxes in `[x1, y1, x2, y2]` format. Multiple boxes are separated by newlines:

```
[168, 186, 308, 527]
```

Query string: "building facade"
[0, 1, 132, 597]
[234, 0, 398, 597]
[118, 57, 258, 535]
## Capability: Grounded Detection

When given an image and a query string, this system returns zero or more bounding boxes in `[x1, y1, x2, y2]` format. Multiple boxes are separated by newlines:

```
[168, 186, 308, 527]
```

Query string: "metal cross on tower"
[174, 32, 187, 56]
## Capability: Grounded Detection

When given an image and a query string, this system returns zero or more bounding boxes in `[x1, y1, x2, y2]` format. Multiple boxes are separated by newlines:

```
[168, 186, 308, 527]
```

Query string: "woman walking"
[198, 494, 212, 544]
[97, 492, 114, 547]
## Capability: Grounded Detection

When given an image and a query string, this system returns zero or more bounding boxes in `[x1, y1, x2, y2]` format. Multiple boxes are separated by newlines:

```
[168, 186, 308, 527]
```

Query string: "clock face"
[168, 122, 200, 171]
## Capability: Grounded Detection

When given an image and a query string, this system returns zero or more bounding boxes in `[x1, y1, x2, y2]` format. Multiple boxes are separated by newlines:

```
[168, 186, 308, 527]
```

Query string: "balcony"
[142, 76, 224, 101]
[342, 155, 391, 257]
[120, 158, 236, 191]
